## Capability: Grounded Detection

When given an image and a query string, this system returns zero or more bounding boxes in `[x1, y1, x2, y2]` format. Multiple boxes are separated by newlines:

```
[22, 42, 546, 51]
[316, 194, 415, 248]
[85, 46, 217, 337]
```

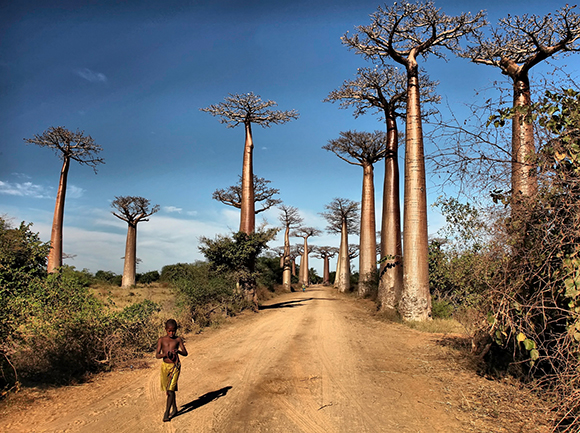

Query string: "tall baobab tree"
[111, 196, 159, 288]
[292, 227, 322, 286]
[461, 5, 580, 198]
[342, 1, 485, 320]
[278, 205, 303, 291]
[324, 130, 387, 297]
[24, 127, 103, 273]
[313, 246, 338, 286]
[321, 198, 359, 293]
[201, 93, 298, 234]
[325, 65, 439, 311]
[213, 175, 282, 214]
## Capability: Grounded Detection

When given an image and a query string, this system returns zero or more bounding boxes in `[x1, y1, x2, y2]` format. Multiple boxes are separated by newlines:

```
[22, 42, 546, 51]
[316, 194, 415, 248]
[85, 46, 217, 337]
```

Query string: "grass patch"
[404, 318, 466, 334]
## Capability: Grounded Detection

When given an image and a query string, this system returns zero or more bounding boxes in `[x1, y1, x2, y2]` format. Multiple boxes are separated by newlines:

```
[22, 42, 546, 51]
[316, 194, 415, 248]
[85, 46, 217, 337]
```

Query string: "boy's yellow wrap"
[160, 360, 181, 391]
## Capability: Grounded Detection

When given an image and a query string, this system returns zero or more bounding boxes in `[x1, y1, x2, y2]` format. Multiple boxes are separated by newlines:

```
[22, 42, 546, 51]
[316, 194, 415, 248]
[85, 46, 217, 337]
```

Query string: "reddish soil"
[1, 286, 552, 432]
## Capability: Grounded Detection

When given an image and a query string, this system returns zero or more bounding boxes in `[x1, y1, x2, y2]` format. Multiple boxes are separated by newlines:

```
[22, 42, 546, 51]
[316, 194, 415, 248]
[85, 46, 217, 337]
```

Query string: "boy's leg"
[163, 391, 175, 422]
[170, 392, 178, 418]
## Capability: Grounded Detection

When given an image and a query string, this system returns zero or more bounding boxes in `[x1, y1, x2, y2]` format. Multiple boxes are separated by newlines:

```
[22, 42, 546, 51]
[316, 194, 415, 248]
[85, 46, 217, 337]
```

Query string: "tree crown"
[278, 205, 303, 228]
[342, 1, 485, 66]
[462, 5, 580, 76]
[213, 175, 281, 214]
[200, 92, 299, 128]
[324, 130, 388, 166]
[324, 65, 440, 119]
[24, 126, 104, 172]
[321, 198, 360, 234]
[111, 196, 160, 224]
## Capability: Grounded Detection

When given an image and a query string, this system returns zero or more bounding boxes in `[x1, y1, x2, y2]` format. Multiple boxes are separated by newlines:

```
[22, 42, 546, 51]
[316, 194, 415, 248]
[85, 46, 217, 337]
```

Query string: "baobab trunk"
[511, 75, 537, 197]
[122, 222, 138, 288]
[47, 157, 70, 273]
[240, 122, 255, 234]
[283, 226, 292, 290]
[400, 64, 431, 321]
[300, 238, 309, 285]
[323, 255, 330, 285]
[358, 162, 377, 297]
[337, 220, 351, 293]
[334, 249, 341, 289]
[378, 117, 403, 311]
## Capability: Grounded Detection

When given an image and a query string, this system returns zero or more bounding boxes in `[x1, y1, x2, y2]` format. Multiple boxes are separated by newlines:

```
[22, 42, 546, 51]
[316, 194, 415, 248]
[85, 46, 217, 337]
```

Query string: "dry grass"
[90, 282, 177, 313]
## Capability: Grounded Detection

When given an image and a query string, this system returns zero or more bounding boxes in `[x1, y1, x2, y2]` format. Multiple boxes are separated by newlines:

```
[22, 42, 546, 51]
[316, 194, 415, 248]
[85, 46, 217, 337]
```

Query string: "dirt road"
[2, 286, 551, 432]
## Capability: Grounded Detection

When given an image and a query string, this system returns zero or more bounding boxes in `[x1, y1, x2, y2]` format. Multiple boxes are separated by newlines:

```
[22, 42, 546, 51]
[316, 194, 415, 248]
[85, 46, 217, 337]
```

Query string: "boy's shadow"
[174, 386, 233, 418]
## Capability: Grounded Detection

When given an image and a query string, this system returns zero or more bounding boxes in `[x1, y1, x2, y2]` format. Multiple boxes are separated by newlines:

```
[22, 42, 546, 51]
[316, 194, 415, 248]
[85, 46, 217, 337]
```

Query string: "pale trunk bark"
[240, 122, 255, 233]
[282, 226, 292, 290]
[337, 220, 351, 293]
[334, 249, 341, 289]
[378, 117, 403, 311]
[400, 66, 431, 321]
[47, 157, 70, 273]
[300, 238, 309, 285]
[358, 162, 377, 297]
[291, 258, 296, 277]
[323, 255, 330, 285]
[511, 75, 537, 197]
[122, 222, 137, 288]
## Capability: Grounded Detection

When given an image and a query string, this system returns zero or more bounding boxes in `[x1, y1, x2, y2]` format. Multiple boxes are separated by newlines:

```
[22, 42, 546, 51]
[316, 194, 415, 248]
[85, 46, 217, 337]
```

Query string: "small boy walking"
[156, 319, 188, 422]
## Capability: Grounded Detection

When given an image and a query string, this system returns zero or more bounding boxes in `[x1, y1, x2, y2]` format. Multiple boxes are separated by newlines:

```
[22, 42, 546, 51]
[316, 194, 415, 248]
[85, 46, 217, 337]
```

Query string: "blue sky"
[1, 0, 577, 275]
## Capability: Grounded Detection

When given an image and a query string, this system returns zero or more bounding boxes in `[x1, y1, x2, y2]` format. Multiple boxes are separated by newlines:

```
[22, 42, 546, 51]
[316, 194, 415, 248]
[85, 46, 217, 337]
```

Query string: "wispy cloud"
[75, 68, 108, 83]
[68, 185, 85, 199]
[164, 206, 183, 214]
[0, 181, 53, 199]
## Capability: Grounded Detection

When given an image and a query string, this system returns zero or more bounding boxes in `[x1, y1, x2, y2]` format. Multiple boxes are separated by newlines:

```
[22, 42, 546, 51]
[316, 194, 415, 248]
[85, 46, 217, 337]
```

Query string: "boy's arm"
[177, 337, 188, 357]
[155, 337, 164, 359]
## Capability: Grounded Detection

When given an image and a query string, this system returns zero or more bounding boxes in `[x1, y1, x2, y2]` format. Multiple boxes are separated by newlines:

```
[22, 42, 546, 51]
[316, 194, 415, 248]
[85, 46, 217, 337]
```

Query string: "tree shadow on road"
[259, 299, 313, 310]
[174, 386, 233, 418]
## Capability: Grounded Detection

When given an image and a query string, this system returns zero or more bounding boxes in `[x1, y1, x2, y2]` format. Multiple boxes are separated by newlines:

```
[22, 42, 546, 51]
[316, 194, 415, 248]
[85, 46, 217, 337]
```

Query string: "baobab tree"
[213, 175, 282, 214]
[342, 1, 485, 320]
[111, 196, 159, 288]
[321, 198, 359, 293]
[461, 5, 580, 198]
[313, 246, 338, 286]
[292, 227, 322, 286]
[201, 93, 298, 234]
[325, 65, 438, 311]
[324, 130, 387, 297]
[24, 126, 103, 273]
[278, 205, 303, 290]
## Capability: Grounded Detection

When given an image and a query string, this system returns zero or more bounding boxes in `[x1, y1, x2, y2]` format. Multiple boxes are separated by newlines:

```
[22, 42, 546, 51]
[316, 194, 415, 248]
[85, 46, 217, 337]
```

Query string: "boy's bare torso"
[158, 335, 183, 364]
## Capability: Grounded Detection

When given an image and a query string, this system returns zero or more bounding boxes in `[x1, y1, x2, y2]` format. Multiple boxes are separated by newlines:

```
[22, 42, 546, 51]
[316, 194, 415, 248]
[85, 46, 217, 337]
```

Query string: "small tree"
[324, 130, 386, 296]
[213, 175, 282, 214]
[321, 198, 360, 293]
[278, 205, 303, 290]
[292, 227, 322, 286]
[24, 127, 103, 272]
[199, 228, 278, 310]
[111, 196, 159, 288]
[201, 93, 298, 234]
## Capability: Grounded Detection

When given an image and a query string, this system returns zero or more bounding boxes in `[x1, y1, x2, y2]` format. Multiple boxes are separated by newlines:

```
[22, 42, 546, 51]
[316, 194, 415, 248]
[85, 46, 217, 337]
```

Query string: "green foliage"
[136, 270, 160, 284]
[94, 270, 122, 286]
[431, 299, 454, 319]
[199, 229, 278, 291]
[308, 268, 323, 284]
[0, 217, 159, 391]
[256, 255, 283, 290]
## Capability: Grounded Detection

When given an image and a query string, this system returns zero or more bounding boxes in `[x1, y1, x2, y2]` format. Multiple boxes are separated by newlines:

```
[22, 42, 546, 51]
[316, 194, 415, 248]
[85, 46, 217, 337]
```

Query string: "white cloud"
[0, 180, 53, 199]
[68, 185, 85, 199]
[75, 68, 108, 83]
[164, 206, 182, 213]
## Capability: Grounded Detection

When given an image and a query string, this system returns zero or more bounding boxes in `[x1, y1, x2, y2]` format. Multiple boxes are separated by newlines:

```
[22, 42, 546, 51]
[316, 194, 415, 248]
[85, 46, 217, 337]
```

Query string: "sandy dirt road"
[2, 285, 550, 433]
